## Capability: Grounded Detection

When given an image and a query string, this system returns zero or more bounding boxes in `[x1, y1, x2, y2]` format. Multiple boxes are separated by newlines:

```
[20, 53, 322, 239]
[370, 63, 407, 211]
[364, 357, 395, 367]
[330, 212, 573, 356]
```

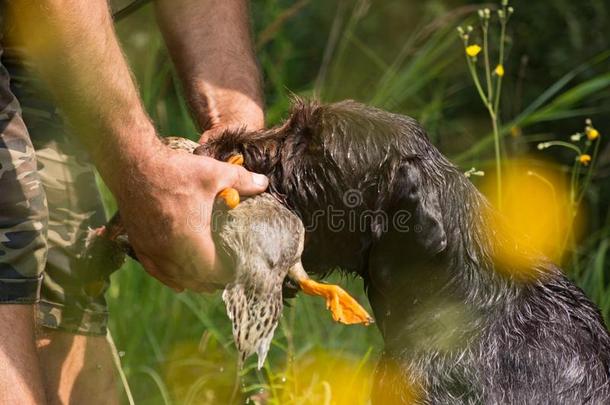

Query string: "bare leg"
[37, 329, 121, 405]
[0, 305, 47, 404]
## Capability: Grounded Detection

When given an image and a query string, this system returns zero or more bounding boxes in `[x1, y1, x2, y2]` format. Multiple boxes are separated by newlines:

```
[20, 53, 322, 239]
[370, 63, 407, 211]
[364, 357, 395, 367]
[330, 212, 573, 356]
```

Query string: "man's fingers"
[147, 268, 184, 292]
[137, 254, 185, 292]
[218, 164, 269, 196]
[198, 127, 224, 144]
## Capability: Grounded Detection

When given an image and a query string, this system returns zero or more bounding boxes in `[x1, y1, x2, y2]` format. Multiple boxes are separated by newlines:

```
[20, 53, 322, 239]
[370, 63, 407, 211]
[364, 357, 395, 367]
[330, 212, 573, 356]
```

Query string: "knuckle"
[220, 166, 241, 190]
[208, 175, 223, 193]
[234, 167, 246, 187]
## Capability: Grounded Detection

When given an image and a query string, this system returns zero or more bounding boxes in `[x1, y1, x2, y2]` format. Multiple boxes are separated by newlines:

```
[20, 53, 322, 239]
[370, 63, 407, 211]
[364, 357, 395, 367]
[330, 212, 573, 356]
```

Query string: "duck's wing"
[161, 136, 199, 153]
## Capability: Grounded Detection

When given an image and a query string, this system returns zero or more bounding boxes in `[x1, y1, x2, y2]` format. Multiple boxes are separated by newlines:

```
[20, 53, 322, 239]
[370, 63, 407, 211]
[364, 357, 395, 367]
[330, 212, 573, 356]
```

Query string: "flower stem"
[482, 23, 493, 104]
[493, 18, 507, 113]
[467, 57, 489, 105]
[541, 141, 582, 155]
[489, 108, 503, 208]
[561, 160, 580, 262]
[576, 138, 601, 206]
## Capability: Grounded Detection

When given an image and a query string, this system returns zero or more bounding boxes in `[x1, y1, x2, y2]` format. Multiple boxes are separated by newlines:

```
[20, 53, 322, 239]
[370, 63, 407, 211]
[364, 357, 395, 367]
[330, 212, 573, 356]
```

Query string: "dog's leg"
[288, 262, 374, 325]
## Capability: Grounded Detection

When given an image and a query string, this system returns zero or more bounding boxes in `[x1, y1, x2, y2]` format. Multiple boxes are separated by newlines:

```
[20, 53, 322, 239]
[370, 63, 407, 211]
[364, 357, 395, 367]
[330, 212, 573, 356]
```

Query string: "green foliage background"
[106, 1, 610, 403]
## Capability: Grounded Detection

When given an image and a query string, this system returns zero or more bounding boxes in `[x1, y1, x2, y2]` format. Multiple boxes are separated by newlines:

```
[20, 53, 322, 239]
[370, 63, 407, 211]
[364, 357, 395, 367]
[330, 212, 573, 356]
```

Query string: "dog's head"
[197, 100, 452, 284]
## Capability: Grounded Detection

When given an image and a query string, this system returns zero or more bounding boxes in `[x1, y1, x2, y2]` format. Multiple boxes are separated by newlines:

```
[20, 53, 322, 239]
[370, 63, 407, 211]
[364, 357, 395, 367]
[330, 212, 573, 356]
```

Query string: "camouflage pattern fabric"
[2, 48, 113, 335]
[34, 136, 111, 336]
[0, 0, 151, 334]
[0, 48, 47, 303]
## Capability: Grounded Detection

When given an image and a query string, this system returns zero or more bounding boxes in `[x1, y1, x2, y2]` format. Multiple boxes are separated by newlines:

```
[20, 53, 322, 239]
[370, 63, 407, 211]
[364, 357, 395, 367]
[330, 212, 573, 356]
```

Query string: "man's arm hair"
[6, 0, 269, 292]
[155, 0, 264, 135]
[0, 305, 47, 403]
[7, 0, 160, 194]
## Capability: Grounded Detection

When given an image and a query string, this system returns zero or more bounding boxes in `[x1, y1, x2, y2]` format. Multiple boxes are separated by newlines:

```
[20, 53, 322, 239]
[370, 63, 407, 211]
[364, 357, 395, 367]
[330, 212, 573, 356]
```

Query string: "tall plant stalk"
[537, 119, 602, 264]
[458, 0, 513, 208]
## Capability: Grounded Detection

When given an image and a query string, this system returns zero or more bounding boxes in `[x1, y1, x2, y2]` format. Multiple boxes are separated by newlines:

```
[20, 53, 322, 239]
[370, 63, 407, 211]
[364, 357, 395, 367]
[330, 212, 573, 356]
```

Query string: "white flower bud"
[464, 168, 485, 178]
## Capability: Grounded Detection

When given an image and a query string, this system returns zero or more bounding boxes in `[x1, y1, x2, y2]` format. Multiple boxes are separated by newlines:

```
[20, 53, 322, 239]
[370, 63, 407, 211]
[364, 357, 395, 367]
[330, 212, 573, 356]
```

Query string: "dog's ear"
[366, 159, 447, 300]
[193, 137, 242, 162]
[379, 159, 447, 256]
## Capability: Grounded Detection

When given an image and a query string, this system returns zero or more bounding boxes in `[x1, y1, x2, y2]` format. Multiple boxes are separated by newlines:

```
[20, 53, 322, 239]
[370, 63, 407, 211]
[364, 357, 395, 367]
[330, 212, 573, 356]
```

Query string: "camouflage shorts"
[0, 51, 111, 336]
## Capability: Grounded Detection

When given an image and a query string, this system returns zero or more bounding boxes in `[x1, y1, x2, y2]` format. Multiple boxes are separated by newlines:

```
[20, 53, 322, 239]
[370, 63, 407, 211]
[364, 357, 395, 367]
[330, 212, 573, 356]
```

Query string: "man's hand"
[147, 0, 269, 290]
[115, 140, 268, 292]
[156, 0, 265, 141]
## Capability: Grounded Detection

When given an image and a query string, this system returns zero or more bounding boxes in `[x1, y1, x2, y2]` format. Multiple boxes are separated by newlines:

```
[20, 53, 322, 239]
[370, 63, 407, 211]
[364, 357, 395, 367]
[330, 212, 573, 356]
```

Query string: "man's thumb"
[227, 165, 269, 196]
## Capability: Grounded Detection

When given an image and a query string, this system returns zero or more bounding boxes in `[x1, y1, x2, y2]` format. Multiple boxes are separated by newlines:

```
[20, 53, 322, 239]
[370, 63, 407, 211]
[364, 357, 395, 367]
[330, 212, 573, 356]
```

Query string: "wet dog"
[197, 99, 610, 404]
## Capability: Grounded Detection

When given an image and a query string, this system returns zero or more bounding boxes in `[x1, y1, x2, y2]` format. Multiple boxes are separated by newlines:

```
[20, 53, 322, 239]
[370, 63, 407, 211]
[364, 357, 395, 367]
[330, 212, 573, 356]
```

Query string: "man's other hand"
[115, 141, 268, 292]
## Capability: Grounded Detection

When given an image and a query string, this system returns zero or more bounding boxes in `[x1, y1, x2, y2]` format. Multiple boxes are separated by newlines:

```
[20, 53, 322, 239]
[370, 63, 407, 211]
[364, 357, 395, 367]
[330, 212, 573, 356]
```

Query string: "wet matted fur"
[197, 99, 610, 404]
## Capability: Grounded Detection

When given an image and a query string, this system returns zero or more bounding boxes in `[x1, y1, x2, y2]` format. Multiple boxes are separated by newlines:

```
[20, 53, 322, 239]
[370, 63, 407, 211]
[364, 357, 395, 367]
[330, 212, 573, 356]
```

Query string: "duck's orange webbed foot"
[218, 154, 244, 209]
[298, 279, 374, 325]
[226, 154, 244, 166]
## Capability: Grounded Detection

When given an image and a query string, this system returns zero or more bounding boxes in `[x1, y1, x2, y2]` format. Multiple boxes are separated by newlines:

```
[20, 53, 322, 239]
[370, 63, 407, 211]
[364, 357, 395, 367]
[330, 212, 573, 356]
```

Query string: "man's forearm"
[8, 1, 161, 194]
[155, 0, 264, 133]
[6, 0, 269, 293]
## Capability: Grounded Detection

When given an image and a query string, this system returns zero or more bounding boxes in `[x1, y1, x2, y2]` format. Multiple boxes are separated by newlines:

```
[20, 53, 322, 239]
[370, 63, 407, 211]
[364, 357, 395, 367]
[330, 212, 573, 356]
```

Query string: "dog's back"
[480, 274, 610, 404]
[373, 272, 610, 404]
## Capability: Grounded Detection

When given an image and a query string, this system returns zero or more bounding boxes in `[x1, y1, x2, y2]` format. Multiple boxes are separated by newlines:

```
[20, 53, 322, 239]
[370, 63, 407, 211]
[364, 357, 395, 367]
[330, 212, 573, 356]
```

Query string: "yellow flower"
[495, 64, 505, 77]
[586, 128, 600, 141]
[578, 154, 592, 166]
[466, 44, 482, 57]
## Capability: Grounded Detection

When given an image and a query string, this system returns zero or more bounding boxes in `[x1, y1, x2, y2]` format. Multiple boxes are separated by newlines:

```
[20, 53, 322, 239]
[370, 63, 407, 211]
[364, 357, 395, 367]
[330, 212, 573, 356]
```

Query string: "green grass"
[108, 1, 610, 403]
[108, 264, 380, 404]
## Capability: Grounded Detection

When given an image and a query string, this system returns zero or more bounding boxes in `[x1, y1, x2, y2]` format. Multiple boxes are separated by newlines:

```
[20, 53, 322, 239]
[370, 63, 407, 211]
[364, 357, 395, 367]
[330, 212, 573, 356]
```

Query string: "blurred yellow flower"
[586, 128, 600, 141]
[495, 64, 505, 77]
[466, 44, 482, 57]
[578, 154, 592, 166]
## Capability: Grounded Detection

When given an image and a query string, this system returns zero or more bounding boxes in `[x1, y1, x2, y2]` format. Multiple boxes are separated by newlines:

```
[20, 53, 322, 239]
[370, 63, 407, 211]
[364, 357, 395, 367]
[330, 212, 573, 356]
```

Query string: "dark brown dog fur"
[196, 99, 610, 404]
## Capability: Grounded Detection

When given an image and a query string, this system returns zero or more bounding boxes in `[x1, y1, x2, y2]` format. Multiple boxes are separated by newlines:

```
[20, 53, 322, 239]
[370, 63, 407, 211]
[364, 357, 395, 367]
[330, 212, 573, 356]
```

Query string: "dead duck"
[83, 136, 373, 368]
